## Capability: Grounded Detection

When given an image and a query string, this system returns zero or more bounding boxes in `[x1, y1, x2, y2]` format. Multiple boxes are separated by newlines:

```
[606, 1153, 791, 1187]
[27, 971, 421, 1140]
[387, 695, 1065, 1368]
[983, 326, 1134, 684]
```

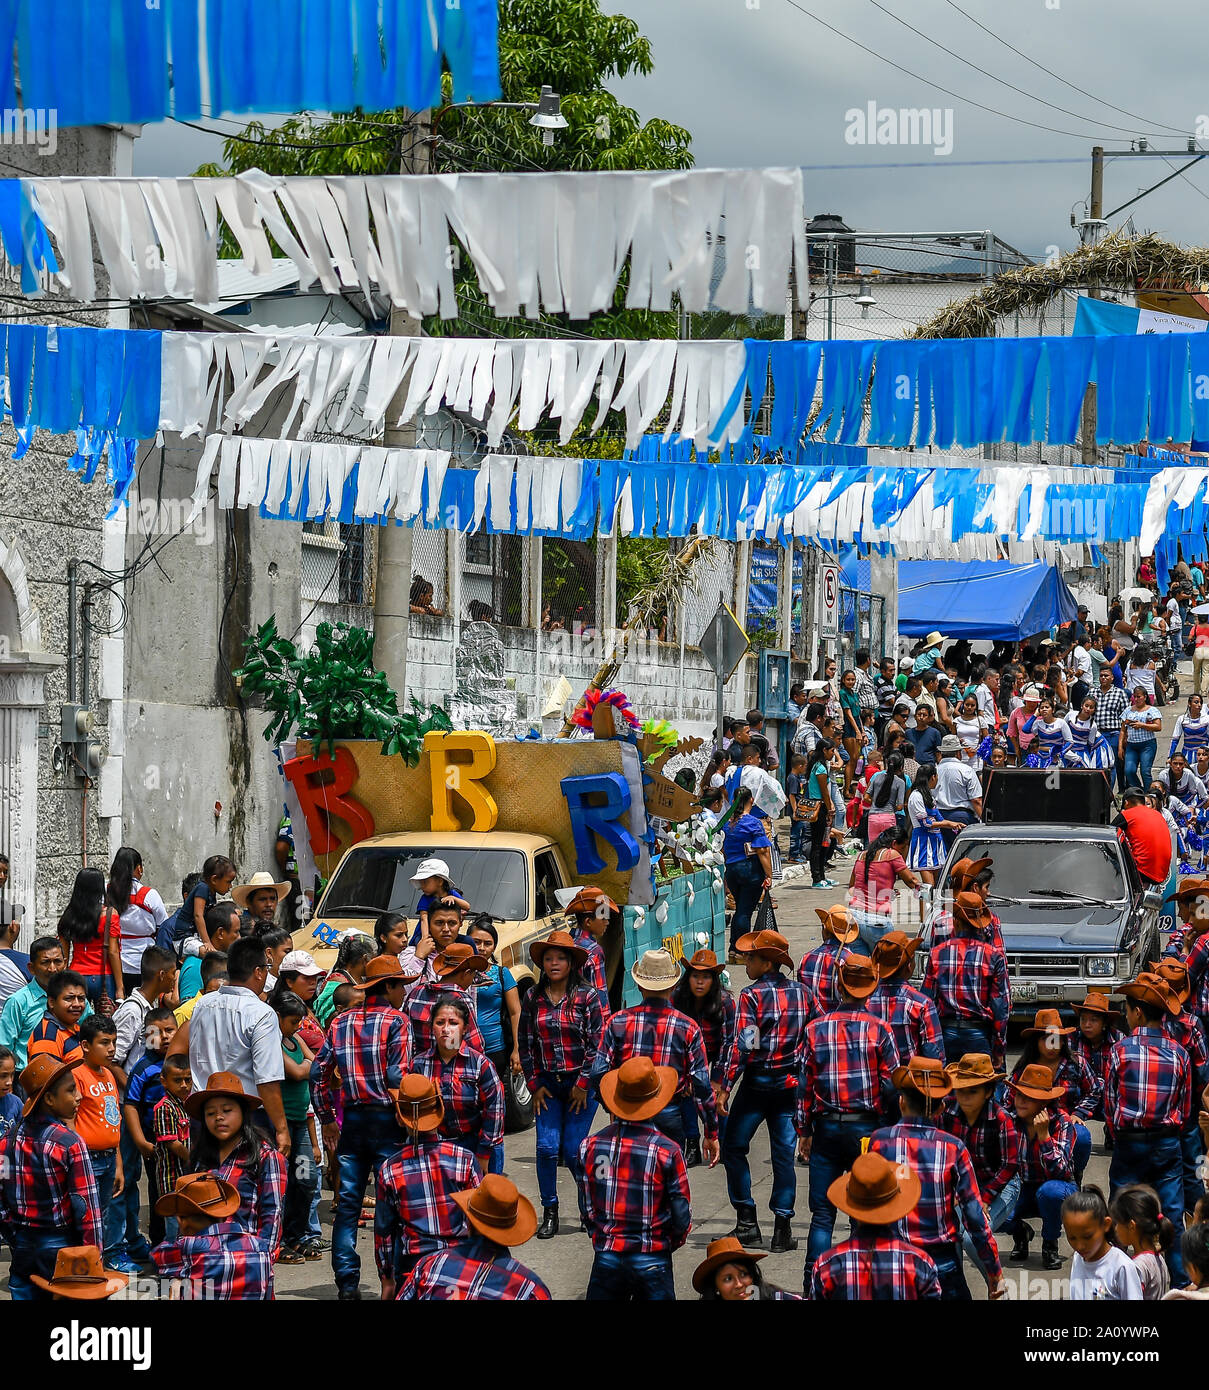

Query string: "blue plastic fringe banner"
[0, 0, 500, 126]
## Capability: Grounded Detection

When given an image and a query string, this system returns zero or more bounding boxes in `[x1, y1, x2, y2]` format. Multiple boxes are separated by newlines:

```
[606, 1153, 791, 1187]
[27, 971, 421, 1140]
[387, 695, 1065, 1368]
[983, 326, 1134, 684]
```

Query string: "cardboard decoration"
[639, 734, 705, 825]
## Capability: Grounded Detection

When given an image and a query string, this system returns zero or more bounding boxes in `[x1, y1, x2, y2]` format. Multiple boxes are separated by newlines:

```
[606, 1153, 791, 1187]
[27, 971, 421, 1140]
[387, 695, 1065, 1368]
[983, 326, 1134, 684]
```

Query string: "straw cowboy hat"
[734, 928, 794, 970]
[529, 929, 588, 971]
[945, 1053, 1006, 1090]
[30, 1245, 129, 1300]
[1072, 993, 1122, 1022]
[185, 1069, 258, 1120]
[1153, 959, 1191, 1005]
[631, 948, 682, 992]
[230, 871, 291, 911]
[1121, 972, 1180, 1017]
[893, 1055, 953, 1100]
[836, 953, 880, 1001]
[1021, 1007, 1076, 1038]
[920, 631, 946, 650]
[393, 1074, 445, 1132]
[453, 1174, 538, 1247]
[815, 905, 860, 945]
[18, 1054, 80, 1118]
[1009, 1063, 1066, 1103]
[599, 1056, 678, 1123]
[361, 957, 420, 990]
[948, 856, 993, 890]
[154, 1172, 242, 1223]
[871, 930, 922, 978]
[691, 1236, 767, 1294]
[828, 1152, 922, 1226]
[433, 942, 489, 979]
[685, 948, 725, 975]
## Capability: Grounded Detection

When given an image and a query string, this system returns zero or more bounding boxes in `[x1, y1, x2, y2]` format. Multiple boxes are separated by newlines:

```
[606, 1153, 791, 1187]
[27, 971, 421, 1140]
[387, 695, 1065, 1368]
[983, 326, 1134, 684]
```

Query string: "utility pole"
[1080, 146, 1105, 466]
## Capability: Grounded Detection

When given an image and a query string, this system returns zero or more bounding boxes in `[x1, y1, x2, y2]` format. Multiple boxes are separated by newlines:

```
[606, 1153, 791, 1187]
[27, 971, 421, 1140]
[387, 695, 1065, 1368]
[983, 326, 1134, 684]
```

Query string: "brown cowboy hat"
[362, 956, 420, 990]
[1009, 1063, 1065, 1102]
[685, 948, 725, 975]
[1072, 993, 1122, 1021]
[528, 929, 588, 971]
[948, 856, 993, 889]
[734, 928, 794, 970]
[30, 1246, 128, 1300]
[18, 1054, 81, 1118]
[154, 1172, 242, 1222]
[871, 930, 923, 977]
[1021, 1007, 1076, 1038]
[184, 1069, 258, 1120]
[598, 1056, 678, 1123]
[1153, 959, 1192, 1005]
[393, 1073, 445, 1132]
[1121, 972, 1181, 1017]
[1175, 877, 1209, 904]
[953, 889, 993, 935]
[691, 1236, 767, 1294]
[828, 1152, 922, 1226]
[815, 905, 860, 945]
[836, 952, 880, 1001]
[945, 1053, 1006, 1089]
[453, 1174, 538, 1246]
[433, 942, 489, 979]
[562, 886, 621, 931]
[893, 1055, 953, 1100]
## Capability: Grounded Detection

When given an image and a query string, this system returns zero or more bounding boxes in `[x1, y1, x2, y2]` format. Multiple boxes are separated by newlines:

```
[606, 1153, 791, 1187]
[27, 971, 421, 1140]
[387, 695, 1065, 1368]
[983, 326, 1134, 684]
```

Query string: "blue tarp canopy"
[840, 555, 1078, 641]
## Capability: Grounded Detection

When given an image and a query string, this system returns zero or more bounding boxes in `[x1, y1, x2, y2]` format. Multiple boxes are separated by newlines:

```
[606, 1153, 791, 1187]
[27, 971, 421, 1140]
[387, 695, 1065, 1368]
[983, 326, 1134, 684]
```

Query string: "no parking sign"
[820, 562, 840, 638]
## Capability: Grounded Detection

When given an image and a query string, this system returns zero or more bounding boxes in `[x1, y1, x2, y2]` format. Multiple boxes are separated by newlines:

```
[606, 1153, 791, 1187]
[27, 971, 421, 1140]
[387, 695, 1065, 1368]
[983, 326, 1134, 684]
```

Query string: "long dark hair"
[330, 932, 375, 980]
[373, 911, 409, 952]
[672, 969, 726, 1030]
[698, 1261, 789, 1301]
[529, 954, 585, 1012]
[106, 846, 143, 913]
[805, 739, 833, 785]
[189, 1103, 264, 1180]
[57, 867, 108, 944]
[913, 763, 937, 810]
[1017, 1029, 1072, 1069]
[863, 823, 908, 870]
[872, 752, 905, 809]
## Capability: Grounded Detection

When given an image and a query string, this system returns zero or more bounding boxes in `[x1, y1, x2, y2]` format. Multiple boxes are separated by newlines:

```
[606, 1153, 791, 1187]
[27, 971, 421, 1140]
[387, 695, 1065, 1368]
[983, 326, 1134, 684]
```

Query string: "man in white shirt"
[975, 669, 1001, 730]
[935, 735, 984, 850]
[1067, 635, 1093, 709]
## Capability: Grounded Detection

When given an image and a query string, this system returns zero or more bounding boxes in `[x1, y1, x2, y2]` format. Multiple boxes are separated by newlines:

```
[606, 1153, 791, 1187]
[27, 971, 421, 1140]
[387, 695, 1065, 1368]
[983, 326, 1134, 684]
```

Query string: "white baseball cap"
[410, 857, 451, 884]
[279, 950, 323, 977]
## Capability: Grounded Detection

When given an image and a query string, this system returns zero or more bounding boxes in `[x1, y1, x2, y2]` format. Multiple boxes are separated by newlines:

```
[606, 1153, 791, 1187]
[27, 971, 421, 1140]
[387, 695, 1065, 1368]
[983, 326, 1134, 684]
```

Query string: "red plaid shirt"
[921, 937, 1010, 1063]
[696, 990, 738, 1082]
[405, 983, 485, 1058]
[572, 927, 610, 1018]
[398, 1236, 551, 1301]
[152, 1092, 191, 1195]
[1164, 1010, 1209, 1094]
[928, 908, 1005, 954]
[1009, 1051, 1101, 1121]
[413, 1045, 505, 1161]
[152, 1222, 274, 1299]
[939, 1096, 1020, 1202]
[591, 1001, 718, 1140]
[1069, 1029, 1124, 1115]
[1105, 1026, 1193, 1133]
[374, 1137, 480, 1277]
[1009, 1108, 1076, 1184]
[1186, 932, 1209, 1018]
[865, 981, 944, 1063]
[312, 997, 413, 1125]
[722, 971, 815, 1092]
[0, 1115, 101, 1246]
[517, 984, 604, 1091]
[797, 939, 849, 1012]
[870, 1119, 1001, 1280]
[211, 1141, 287, 1258]
[808, 1232, 942, 1301]
[579, 1120, 691, 1255]
[796, 1005, 899, 1138]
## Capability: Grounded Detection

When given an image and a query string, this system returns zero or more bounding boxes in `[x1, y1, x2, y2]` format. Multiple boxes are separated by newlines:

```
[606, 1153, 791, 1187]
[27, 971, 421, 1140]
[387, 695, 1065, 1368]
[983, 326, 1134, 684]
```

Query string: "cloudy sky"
[134, 0, 1209, 261]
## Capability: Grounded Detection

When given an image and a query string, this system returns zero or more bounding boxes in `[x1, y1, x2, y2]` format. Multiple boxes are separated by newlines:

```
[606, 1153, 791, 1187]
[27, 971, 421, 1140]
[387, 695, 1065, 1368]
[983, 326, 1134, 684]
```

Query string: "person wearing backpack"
[107, 848, 170, 997]
[56, 868, 124, 1011]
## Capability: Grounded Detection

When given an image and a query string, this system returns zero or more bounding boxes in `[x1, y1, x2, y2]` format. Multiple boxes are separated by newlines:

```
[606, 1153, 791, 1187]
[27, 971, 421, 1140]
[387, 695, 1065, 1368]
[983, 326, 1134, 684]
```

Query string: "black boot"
[769, 1215, 798, 1253]
[684, 1137, 702, 1169]
[729, 1206, 763, 1247]
[337, 1287, 361, 1301]
[537, 1205, 559, 1240]
[1009, 1223, 1033, 1263]
[1041, 1240, 1063, 1271]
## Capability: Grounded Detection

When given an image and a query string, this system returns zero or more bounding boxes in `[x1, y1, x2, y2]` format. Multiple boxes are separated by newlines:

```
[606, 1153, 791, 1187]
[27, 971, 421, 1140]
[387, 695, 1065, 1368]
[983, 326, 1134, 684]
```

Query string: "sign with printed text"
[819, 562, 841, 638]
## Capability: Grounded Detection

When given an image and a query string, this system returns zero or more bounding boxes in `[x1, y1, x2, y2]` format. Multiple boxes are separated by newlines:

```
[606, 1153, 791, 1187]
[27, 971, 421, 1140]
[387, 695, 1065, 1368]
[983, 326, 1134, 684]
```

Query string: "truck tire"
[504, 979, 535, 1134]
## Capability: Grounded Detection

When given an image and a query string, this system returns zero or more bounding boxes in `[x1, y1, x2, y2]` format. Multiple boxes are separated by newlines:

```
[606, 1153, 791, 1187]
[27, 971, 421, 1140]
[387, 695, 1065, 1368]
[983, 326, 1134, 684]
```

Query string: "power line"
[171, 116, 401, 152]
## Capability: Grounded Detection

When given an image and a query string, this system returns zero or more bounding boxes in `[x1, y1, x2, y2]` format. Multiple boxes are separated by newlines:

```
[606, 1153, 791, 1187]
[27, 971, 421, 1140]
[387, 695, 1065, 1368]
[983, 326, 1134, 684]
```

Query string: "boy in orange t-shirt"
[74, 1015, 125, 1247]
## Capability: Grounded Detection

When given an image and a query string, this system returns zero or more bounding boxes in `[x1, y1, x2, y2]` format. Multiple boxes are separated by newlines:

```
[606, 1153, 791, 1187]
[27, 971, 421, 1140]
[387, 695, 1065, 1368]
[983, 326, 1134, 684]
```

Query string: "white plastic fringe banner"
[23, 167, 808, 318]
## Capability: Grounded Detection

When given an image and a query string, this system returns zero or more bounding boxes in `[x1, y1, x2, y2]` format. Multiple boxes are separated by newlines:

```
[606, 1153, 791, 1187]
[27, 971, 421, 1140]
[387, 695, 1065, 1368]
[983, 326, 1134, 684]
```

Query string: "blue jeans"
[585, 1250, 676, 1301]
[534, 1072, 597, 1211]
[851, 909, 894, 955]
[1012, 1178, 1078, 1242]
[939, 807, 977, 852]
[283, 1119, 320, 1248]
[333, 1104, 403, 1294]
[940, 1020, 993, 1066]
[89, 1145, 119, 1244]
[804, 1112, 879, 1274]
[726, 859, 765, 949]
[1110, 1132, 1186, 1283]
[722, 1073, 798, 1220]
[1181, 1120, 1205, 1215]
[963, 1172, 1022, 1278]
[1071, 1121, 1092, 1185]
[1122, 738, 1157, 790]
[653, 1099, 687, 1150]
[8, 1229, 72, 1301]
[78, 973, 114, 1007]
[680, 1094, 727, 1153]
[104, 1125, 145, 1259]
[921, 1241, 970, 1300]
[789, 818, 809, 859]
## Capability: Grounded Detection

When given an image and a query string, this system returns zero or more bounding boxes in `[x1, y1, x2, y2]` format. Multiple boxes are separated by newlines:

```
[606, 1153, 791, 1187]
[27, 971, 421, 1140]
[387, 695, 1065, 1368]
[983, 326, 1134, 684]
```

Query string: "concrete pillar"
[868, 553, 899, 661]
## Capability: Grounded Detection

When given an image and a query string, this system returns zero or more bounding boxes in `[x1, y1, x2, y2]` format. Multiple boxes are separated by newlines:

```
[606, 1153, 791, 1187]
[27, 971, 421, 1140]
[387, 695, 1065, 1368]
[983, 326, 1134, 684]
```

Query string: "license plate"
[1011, 981, 1038, 1004]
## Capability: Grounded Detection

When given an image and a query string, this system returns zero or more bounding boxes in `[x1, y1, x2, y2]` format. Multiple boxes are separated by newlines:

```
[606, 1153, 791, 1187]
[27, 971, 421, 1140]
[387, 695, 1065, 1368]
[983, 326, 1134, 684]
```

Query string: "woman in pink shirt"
[847, 824, 920, 952]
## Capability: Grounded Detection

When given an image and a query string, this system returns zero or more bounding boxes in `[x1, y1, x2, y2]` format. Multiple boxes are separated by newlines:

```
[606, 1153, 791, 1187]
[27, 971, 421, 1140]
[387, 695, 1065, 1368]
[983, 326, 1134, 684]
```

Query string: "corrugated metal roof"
[206, 258, 304, 304]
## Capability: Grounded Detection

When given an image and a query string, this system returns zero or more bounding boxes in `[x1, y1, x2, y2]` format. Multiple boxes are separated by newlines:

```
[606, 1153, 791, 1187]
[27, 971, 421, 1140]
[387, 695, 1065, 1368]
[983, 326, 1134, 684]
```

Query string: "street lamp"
[431, 85, 568, 145]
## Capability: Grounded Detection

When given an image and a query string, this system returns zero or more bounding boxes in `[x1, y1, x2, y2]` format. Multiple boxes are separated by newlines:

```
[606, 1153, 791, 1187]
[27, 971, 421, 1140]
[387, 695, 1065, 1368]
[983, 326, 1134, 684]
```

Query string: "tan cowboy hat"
[1021, 1007, 1076, 1038]
[453, 1174, 538, 1247]
[815, 905, 860, 945]
[362, 956, 420, 990]
[1009, 1063, 1065, 1103]
[734, 928, 794, 970]
[185, 1069, 258, 1120]
[599, 1056, 678, 1123]
[154, 1172, 242, 1222]
[685, 949, 725, 975]
[828, 1152, 922, 1226]
[871, 930, 923, 978]
[18, 1054, 81, 1118]
[691, 1237, 767, 1294]
[1121, 972, 1180, 1018]
[1153, 959, 1191, 1006]
[1072, 993, 1122, 1021]
[631, 948, 682, 992]
[945, 1053, 1006, 1090]
[836, 953, 880, 1001]
[30, 1246, 128, 1300]
[894, 1055, 953, 1100]
[529, 929, 588, 971]
[920, 631, 946, 650]
[433, 942, 489, 979]
[230, 871, 291, 911]
[393, 1074, 445, 1132]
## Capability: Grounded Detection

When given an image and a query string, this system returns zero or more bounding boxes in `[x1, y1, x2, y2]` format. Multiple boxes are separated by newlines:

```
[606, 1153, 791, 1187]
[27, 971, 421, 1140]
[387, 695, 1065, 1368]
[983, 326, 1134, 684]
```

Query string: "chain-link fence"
[456, 532, 528, 626]
[409, 530, 449, 614]
[678, 541, 737, 649]
[542, 538, 599, 636]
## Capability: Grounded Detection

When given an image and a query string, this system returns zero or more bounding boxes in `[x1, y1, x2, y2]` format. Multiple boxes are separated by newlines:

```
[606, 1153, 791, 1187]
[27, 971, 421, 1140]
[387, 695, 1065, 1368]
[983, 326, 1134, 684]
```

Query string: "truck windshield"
[319, 847, 529, 922]
[950, 840, 1127, 904]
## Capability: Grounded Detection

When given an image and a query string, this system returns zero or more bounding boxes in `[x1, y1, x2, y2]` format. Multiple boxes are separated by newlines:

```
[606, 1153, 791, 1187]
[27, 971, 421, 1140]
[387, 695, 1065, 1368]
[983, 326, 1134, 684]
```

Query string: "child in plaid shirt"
[152, 1054, 193, 1241]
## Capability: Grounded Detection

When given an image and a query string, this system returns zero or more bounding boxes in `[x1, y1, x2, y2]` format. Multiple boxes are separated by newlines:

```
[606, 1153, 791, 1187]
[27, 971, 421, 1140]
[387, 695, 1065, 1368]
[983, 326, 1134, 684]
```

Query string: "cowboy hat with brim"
[953, 890, 994, 936]
[184, 1069, 259, 1121]
[30, 1246, 128, 1300]
[230, 872, 291, 911]
[393, 1074, 445, 1132]
[453, 1174, 538, 1246]
[433, 943, 489, 979]
[945, 1053, 1006, 1090]
[529, 929, 588, 971]
[154, 1172, 242, 1222]
[563, 886, 621, 928]
[949, 856, 993, 889]
[893, 1056, 953, 1099]
[1009, 1063, 1065, 1102]
[599, 1056, 678, 1123]
[1152, 960, 1191, 1005]
[1072, 993, 1122, 1021]
[631, 948, 682, 992]
[920, 632, 946, 650]
[837, 953, 881, 1001]
[1121, 973, 1181, 1017]
[362, 957, 421, 990]
[691, 1237, 768, 1294]
[1175, 878, 1209, 904]
[734, 929, 794, 970]
[871, 931, 923, 978]
[828, 1152, 922, 1226]
[815, 906, 860, 945]
[18, 1054, 81, 1118]
[685, 949, 725, 975]
[1021, 1008, 1076, 1038]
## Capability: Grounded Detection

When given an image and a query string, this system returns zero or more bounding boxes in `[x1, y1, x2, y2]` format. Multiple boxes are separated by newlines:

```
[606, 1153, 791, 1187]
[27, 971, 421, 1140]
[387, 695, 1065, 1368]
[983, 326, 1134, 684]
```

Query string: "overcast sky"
[134, 0, 1209, 261]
